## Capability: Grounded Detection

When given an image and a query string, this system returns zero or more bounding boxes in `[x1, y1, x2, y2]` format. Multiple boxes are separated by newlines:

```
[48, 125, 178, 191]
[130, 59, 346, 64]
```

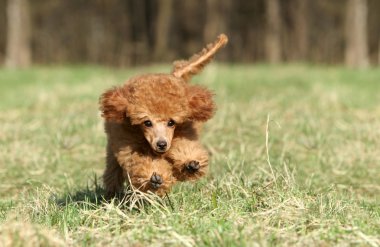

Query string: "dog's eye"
[144, 120, 153, 127]
[167, 119, 176, 127]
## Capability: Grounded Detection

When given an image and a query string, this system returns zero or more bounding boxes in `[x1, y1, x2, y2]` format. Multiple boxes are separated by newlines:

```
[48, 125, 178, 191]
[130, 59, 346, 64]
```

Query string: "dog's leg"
[165, 138, 209, 181]
[119, 153, 176, 196]
[103, 148, 125, 199]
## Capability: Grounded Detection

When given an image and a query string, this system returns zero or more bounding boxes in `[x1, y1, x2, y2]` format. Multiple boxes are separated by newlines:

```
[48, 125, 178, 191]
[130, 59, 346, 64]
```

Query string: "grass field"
[0, 65, 379, 246]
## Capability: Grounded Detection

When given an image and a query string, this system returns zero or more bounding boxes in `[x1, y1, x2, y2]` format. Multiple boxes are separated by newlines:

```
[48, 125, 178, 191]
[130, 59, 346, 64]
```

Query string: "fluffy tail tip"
[172, 33, 229, 81]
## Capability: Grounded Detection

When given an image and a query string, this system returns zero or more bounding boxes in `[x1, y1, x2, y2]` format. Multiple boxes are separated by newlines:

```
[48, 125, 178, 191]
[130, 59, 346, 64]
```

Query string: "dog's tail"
[172, 34, 228, 82]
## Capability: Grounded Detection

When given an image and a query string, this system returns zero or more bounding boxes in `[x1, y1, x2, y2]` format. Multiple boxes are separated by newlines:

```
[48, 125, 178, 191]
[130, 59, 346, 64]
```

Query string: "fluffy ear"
[99, 86, 129, 122]
[187, 85, 216, 122]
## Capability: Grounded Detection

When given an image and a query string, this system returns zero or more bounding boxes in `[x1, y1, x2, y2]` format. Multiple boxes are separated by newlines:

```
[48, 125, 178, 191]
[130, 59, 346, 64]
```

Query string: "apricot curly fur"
[99, 34, 228, 197]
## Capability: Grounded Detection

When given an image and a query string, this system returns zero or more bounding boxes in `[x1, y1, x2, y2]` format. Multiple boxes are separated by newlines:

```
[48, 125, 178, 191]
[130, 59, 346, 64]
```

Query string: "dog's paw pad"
[150, 173, 163, 189]
[185, 160, 200, 173]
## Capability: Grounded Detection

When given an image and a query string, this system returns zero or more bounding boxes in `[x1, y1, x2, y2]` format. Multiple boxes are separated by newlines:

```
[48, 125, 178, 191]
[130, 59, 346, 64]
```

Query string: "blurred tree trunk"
[154, 0, 173, 60]
[379, 40, 380, 66]
[5, 0, 31, 68]
[176, 0, 205, 57]
[203, 0, 229, 42]
[265, 0, 281, 63]
[294, 0, 309, 61]
[127, 0, 150, 65]
[345, 0, 369, 68]
[87, 15, 105, 64]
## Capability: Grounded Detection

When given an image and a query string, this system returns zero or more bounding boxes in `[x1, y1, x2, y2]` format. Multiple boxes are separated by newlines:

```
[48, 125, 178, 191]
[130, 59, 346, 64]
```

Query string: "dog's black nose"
[156, 140, 167, 150]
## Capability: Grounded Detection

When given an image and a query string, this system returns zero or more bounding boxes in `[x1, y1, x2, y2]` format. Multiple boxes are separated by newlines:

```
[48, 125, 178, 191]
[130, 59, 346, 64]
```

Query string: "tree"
[127, 0, 150, 65]
[294, 0, 309, 61]
[203, 0, 229, 43]
[5, 0, 31, 68]
[154, 0, 173, 60]
[265, 0, 281, 63]
[345, 0, 369, 68]
[378, 40, 380, 66]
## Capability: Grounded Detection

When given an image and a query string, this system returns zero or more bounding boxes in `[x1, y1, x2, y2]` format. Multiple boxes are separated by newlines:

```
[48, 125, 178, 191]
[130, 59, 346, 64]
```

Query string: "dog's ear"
[99, 86, 129, 122]
[186, 85, 216, 122]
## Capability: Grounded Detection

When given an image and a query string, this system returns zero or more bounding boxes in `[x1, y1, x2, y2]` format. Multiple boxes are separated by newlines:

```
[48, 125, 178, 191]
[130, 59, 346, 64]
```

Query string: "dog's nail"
[186, 161, 200, 173]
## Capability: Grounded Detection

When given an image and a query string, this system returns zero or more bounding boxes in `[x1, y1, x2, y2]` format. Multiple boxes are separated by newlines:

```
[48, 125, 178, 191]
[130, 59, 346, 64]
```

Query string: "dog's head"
[100, 74, 215, 153]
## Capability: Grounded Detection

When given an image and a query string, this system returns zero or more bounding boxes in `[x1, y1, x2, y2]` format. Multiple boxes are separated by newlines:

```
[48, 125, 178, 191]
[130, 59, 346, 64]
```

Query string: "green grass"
[0, 64, 379, 246]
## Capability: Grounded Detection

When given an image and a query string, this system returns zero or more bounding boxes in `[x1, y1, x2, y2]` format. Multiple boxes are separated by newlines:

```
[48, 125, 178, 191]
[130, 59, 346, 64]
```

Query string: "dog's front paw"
[185, 160, 200, 173]
[150, 172, 163, 189]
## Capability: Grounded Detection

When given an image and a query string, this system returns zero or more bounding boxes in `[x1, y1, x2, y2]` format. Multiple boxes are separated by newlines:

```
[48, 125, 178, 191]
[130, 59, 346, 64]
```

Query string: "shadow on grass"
[54, 174, 173, 212]
[55, 174, 106, 207]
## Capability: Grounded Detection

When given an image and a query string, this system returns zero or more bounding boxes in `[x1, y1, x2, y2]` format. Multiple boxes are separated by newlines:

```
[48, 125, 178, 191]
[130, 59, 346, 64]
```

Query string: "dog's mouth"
[153, 147, 169, 154]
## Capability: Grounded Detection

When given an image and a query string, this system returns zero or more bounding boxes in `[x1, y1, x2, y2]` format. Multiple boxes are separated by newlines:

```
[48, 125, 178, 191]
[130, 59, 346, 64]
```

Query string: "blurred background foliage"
[0, 0, 379, 68]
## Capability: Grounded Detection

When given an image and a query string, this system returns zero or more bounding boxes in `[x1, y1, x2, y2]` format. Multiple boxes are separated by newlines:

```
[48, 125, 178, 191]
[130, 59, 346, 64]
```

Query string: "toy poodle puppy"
[100, 34, 228, 197]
